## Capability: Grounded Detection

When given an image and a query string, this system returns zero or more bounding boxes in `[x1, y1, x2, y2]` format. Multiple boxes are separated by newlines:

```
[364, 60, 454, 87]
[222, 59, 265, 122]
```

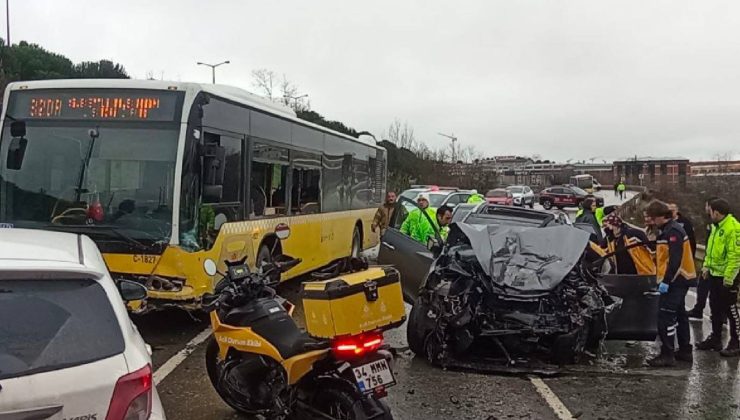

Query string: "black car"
[378, 198, 659, 361]
[379, 200, 572, 303]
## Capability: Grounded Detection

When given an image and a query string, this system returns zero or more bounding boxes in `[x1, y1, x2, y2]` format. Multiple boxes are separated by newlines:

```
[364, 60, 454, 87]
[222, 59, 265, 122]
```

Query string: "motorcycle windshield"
[452, 223, 590, 294]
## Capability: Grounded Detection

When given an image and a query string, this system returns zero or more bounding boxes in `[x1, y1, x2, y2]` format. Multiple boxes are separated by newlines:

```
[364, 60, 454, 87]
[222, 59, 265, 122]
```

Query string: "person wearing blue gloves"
[645, 200, 698, 367]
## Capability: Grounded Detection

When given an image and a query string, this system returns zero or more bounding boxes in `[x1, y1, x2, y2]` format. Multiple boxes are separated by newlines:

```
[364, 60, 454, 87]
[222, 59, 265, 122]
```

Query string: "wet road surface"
[137, 284, 740, 420]
[136, 191, 740, 419]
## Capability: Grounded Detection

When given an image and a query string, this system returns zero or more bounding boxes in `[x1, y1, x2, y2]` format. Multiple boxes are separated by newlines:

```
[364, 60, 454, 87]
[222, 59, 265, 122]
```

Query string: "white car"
[505, 185, 535, 208]
[0, 229, 165, 420]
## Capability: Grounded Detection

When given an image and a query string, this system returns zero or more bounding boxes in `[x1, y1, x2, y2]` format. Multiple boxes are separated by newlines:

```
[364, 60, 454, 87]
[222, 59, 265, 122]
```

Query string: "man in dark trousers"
[645, 200, 697, 367]
[687, 197, 718, 319]
[696, 198, 740, 357]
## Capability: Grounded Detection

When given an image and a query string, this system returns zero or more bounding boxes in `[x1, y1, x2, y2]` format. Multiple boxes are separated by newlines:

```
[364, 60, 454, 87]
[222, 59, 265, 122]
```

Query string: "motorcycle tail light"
[331, 332, 384, 359]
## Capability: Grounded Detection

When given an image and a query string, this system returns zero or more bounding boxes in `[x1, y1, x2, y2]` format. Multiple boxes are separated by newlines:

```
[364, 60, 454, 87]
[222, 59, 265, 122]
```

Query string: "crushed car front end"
[407, 222, 621, 370]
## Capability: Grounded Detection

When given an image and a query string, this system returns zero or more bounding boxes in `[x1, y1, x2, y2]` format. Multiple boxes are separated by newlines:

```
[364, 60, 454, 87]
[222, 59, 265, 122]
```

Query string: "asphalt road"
[135, 191, 740, 419]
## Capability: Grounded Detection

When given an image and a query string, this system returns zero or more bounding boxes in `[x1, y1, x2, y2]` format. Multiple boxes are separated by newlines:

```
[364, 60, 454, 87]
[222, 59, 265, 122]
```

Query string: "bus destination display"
[10, 90, 180, 121]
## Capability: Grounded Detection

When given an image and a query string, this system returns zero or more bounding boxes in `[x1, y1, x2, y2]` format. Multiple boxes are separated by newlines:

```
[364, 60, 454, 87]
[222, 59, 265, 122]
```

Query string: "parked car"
[485, 188, 513, 205]
[505, 185, 535, 208]
[399, 188, 472, 209]
[378, 199, 658, 348]
[0, 229, 166, 420]
[538, 185, 604, 210]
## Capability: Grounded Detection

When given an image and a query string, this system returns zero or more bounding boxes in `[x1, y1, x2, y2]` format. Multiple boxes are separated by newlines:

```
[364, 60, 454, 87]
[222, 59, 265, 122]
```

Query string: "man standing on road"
[371, 191, 396, 234]
[645, 200, 697, 367]
[400, 193, 437, 244]
[695, 198, 740, 357]
[688, 197, 718, 319]
[614, 181, 620, 197]
[617, 180, 627, 200]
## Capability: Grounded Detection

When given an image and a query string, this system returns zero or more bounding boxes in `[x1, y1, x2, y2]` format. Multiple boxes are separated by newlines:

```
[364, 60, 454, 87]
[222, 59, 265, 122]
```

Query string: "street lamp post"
[196, 60, 230, 84]
[6, 0, 10, 45]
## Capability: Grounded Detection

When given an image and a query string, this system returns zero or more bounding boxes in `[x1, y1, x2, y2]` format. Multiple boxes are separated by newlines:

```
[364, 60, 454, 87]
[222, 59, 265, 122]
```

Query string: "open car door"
[601, 274, 659, 341]
[377, 197, 441, 303]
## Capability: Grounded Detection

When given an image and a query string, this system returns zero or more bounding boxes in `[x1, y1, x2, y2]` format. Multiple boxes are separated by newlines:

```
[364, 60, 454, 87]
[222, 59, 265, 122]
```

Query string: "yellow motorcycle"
[203, 256, 396, 419]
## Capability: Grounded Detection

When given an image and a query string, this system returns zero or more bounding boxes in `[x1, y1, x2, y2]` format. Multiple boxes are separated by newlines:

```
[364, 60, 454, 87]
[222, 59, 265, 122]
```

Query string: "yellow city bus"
[0, 79, 386, 312]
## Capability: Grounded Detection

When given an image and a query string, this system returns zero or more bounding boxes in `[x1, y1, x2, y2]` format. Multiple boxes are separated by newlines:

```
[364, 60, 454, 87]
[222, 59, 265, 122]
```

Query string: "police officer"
[645, 200, 697, 367]
[467, 189, 485, 204]
[696, 198, 740, 357]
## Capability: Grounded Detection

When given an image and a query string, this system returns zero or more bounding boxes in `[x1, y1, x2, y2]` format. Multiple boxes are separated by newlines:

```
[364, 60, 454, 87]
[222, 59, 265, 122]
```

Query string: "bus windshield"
[0, 121, 179, 245]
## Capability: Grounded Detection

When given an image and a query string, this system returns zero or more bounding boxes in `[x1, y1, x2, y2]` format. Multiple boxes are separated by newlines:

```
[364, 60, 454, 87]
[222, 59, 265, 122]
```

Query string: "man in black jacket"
[669, 203, 697, 255]
[576, 198, 603, 242]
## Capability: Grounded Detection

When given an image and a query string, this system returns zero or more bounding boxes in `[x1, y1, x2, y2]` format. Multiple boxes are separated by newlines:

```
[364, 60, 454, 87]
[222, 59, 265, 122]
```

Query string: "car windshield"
[427, 193, 448, 207]
[0, 278, 125, 380]
[487, 190, 508, 197]
[570, 186, 588, 195]
[0, 121, 179, 243]
[400, 189, 423, 200]
[507, 187, 524, 194]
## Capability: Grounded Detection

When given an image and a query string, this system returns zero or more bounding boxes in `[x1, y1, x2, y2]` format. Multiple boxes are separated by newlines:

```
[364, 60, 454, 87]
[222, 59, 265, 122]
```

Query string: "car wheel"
[407, 298, 435, 357]
[542, 199, 553, 210]
[528, 200, 534, 209]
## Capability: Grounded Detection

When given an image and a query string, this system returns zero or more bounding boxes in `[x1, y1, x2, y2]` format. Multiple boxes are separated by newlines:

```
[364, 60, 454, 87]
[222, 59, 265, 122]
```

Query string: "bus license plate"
[352, 358, 396, 394]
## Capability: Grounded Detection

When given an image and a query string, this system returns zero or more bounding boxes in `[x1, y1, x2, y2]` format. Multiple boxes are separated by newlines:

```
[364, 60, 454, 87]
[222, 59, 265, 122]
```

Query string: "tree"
[251, 69, 310, 112]
[72, 60, 129, 78]
[384, 119, 417, 150]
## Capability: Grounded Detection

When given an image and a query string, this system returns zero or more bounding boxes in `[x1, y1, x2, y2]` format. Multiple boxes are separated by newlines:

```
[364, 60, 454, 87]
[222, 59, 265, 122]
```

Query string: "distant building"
[690, 160, 740, 176]
[613, 157, 689, 187]
[479, 156, 534, 172]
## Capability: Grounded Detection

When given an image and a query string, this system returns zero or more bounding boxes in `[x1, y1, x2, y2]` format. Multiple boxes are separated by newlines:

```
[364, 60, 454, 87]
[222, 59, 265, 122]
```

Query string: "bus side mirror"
[10, 121, 26, 138]
[6, 137, 28, 170]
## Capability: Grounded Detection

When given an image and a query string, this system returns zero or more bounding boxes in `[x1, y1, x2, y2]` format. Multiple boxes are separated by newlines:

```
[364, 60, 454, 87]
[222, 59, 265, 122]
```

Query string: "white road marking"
[153, 327, 212, 385]
[528, 376, 575, 420]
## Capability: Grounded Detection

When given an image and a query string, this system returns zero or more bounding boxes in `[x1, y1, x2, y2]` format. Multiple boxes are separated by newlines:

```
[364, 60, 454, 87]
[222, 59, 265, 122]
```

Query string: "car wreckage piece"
[407, 222, 622, 371]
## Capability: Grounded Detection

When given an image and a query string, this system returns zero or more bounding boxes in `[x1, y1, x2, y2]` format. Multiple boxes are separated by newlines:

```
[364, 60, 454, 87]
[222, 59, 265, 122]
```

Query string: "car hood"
[451, 223, 591, 294]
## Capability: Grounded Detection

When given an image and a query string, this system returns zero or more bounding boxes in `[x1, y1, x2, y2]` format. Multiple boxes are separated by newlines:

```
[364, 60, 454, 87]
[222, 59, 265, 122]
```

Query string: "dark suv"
[538, 185, 604, 210]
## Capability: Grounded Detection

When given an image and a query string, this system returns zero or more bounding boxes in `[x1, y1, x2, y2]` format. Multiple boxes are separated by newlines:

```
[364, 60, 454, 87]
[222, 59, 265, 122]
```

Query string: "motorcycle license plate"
[352, 358, 396, 394]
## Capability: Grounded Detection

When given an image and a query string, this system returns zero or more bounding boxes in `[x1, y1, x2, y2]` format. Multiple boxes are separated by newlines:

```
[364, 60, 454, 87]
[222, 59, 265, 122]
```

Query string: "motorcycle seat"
[252, 316, 329, 359]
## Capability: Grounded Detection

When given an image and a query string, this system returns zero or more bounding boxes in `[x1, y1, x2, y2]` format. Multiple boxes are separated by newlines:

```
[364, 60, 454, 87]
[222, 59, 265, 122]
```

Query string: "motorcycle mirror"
[203, 259, 218, 276]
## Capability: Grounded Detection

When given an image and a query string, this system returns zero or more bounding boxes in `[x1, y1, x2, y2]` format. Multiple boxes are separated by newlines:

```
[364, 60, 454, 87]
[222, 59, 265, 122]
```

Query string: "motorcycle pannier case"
[301, 266, 405, 339]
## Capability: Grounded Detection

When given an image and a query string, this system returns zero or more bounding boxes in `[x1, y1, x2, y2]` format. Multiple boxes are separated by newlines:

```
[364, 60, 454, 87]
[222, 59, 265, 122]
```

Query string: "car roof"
[0, 229, 106, 276]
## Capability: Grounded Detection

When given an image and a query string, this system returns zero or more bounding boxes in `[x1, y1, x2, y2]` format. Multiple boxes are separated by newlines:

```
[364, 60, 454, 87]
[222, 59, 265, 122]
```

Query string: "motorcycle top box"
[301, 266, 406, 339]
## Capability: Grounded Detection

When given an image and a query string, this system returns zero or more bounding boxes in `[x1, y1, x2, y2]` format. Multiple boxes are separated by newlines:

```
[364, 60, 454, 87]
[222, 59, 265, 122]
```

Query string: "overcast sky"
[9, 0, 740, 162]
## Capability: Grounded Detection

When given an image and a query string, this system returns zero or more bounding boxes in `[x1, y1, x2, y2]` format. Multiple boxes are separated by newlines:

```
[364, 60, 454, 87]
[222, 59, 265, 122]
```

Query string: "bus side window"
[291, 167, 321, 214]
[250, 161, 288, 218]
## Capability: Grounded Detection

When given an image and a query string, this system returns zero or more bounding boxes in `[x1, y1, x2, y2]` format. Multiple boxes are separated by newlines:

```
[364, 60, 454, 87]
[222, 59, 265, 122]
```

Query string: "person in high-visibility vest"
[617, 181, 627, 200]
[696, 198, 740, 357]
[467, 189, 485, 204]
[400, 193, 438, 244]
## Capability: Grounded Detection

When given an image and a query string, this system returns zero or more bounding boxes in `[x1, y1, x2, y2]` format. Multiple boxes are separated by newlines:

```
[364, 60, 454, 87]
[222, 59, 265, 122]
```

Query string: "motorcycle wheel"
[312, 388, 392, 420]
[205, 337, 272, 415]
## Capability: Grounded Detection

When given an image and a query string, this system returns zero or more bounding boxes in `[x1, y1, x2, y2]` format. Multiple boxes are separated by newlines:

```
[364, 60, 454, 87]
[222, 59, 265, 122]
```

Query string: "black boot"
[675, 345, 694, 363]
[720, 341, 740, 358]
[687, 307, 704, 320]
[647, 352, 676, 367]
[696, 334, 723, 351]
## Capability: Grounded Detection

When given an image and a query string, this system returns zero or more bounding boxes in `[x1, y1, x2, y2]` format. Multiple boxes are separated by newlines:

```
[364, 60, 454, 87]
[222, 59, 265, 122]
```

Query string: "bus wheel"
[257, 244, 279, 283]
[351, 227, 362, 259]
